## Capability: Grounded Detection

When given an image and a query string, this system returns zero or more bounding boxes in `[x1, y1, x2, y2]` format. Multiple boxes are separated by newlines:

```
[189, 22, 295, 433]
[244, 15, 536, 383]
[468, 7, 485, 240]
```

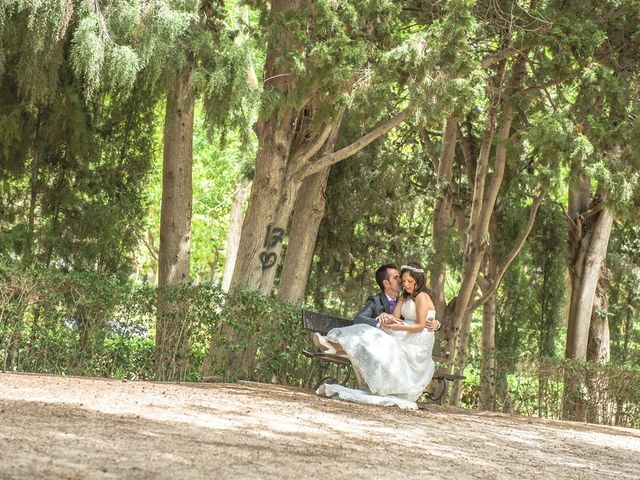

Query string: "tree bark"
[277, 119, 342, 304]
[230, 105, 409, 295]
[586, 263, 611, 424]
[563, 169, 614, 421]
[228, 106, 300, 294]
[586, 263, 611, 363]
[565, 207, 613, 361]
[221, 180, 250, 292]
[155, 58, 196, 381]
[479, 215, 498, 411]
[276, 169, 330, 304]
[430, 116, 458, 320]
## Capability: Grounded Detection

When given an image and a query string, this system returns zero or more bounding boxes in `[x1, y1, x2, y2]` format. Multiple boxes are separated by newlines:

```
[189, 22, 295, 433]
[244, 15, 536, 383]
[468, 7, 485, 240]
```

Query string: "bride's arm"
[387, 293, 432, 332]
[391, 296, 404, 319]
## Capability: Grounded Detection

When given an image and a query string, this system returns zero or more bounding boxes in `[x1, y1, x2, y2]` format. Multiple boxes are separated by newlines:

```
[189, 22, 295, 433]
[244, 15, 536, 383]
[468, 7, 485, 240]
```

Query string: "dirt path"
[1, 372, 639, 479]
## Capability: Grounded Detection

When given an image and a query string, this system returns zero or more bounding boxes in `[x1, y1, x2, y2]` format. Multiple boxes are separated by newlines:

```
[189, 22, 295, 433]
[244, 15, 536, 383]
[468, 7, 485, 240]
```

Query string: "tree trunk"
[228, 0, 305, 294]
[430, 116, 458, 320]
[585, 263, 611, 424]
[447, 61, 512, 400]
[479, 216, 498, 411]
[221, 179, 249, 292]
[276, 172, 329, 304]
[587, 264, 611, 363]
[155, 59, 196, 381]
[563, 168, 613, 421]
[216, 1, 410, 378]
[565, 207, 613, 361]
[229, 107, 300, 294]
[448, 287, 477, 404]
[277, 119, 342, 304]
[24, 112, 44, 266]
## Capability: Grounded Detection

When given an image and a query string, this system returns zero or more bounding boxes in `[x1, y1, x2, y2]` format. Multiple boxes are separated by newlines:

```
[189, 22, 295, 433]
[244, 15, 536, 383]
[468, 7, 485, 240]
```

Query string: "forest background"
[1, 0, 639, 428]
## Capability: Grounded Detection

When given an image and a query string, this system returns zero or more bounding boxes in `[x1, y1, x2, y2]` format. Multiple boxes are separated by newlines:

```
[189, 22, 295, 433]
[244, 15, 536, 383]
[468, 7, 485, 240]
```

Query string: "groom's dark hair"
[375, 264, 398, 290]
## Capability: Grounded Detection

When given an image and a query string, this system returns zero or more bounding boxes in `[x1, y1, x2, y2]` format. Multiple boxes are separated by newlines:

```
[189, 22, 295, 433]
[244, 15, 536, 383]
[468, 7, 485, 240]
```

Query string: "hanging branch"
[92, 0, 112, 43]
[58, 0, 74, 40]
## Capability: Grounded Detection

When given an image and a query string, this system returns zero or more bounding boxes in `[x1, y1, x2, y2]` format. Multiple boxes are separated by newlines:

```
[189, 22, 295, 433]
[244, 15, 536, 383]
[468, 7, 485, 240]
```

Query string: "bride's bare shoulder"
[415, 292, 430, 303]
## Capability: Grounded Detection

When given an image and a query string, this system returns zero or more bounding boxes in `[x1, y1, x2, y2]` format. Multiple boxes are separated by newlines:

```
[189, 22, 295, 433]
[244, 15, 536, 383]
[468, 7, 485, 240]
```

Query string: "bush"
[2, 260, 639, 429]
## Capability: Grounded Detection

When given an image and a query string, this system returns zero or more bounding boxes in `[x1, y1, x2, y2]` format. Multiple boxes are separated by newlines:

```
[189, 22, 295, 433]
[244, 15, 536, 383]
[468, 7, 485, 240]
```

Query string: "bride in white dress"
[314, 263, 436, 409]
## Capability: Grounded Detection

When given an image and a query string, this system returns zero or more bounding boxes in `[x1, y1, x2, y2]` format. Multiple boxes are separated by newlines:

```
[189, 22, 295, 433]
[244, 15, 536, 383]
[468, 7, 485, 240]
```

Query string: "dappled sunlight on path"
[1, 373, 639, 479]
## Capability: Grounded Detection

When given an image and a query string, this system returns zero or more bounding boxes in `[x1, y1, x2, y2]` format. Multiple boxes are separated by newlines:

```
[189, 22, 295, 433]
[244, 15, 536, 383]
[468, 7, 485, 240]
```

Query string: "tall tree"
[155, 0, 259, 379]
[229, 1, 409, 295]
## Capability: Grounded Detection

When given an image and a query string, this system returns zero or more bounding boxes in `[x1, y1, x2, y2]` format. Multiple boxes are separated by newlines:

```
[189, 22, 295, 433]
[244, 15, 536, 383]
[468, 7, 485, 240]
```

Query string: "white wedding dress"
[316, 298, 435, 409]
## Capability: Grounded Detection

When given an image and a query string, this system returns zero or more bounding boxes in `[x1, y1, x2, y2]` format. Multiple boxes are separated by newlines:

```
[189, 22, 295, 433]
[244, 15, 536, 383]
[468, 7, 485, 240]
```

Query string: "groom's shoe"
[313, 333, 337, 355]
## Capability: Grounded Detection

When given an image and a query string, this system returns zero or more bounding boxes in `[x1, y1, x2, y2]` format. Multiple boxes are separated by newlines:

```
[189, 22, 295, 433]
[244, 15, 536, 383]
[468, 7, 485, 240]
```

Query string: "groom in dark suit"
[353, 264, 402, 328]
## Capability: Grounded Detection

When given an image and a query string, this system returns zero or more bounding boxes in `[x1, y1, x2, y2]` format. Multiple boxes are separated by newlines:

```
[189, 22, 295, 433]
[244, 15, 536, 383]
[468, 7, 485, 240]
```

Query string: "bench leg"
[340, 366, 351, 386]
[437, 378, 448, 405]
[313, 375, 339, 391]
[427, 377, 448, 405]
[306, 360, 317, 389]
[311, 362, 353, 390]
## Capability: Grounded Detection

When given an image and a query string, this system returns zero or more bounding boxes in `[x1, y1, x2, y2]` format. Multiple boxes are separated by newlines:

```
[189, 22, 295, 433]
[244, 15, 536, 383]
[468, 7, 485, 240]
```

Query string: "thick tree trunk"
[230, 105, 408, 296]
[587, 264, 611, 363]
[277, 120, 342, 304]
[228, 0, 305, 294]
[586, 263, 611, 423]
[276, 172, 329, 304]
[563, 168, 613, 421]
[430, 116, 458, 319]
[221, 179, 249, 292]
[155, 59, 195, 381]
[565, 208, 613, 361]
[229, 107, 300, 294]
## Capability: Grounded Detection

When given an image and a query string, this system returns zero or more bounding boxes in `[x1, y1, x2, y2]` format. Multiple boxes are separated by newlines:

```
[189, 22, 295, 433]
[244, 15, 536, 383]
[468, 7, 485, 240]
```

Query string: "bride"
[313, 262, 436, 409]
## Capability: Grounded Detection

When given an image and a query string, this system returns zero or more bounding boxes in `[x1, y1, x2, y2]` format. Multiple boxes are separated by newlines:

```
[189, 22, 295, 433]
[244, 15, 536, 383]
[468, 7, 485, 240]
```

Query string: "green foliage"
[207, 287, 310, 384]
[3, 260, 640, 427]
[608, 221, 640, 366]
[0, 258, 156, 378]
[309, 116, 434, 315]
[0, 0, 639, 428]
[0, 259, 313, 384]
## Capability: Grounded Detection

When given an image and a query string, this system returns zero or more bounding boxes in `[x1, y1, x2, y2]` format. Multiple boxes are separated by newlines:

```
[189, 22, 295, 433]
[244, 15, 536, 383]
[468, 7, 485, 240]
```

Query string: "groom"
[353, 264, 403, 328]
[354, 263, 441, 331]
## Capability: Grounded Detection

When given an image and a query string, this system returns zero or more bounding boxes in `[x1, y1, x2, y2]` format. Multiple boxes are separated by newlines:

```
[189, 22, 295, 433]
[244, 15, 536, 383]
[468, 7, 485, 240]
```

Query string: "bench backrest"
[302, 309, 352, 335]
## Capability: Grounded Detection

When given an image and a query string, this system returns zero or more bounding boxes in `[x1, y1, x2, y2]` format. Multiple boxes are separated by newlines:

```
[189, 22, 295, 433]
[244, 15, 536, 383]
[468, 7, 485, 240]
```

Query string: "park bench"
[302, 309, 465, 405]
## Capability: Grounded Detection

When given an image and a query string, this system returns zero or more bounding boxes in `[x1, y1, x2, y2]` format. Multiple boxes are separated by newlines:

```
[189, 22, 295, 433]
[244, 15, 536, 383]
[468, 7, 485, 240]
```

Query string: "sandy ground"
[1, 373, 639, 479]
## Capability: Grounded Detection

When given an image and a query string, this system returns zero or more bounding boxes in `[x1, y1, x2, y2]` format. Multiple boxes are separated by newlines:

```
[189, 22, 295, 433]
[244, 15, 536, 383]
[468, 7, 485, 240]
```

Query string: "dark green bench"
[302, 309, 465, 405]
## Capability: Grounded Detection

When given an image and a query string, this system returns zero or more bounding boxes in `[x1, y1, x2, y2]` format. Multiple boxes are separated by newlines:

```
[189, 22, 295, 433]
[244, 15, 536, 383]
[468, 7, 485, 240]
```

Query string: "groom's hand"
[426, 317, 441, 332]
[377, 313, 389, 327]
[378, 313, 403, 327]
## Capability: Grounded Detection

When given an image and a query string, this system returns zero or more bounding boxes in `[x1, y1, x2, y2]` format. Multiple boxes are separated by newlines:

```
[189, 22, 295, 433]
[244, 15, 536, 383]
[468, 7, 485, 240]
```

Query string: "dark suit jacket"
[353, 292, 393, 328]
